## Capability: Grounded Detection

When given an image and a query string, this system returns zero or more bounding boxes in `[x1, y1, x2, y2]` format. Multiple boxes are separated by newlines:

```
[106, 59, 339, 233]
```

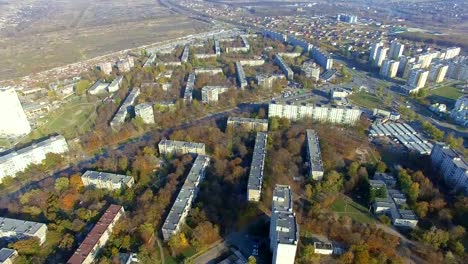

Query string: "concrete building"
[183, 73, 196, 102]
[225, 36, 250, 53]
[277, 52, 301, 59]
[256, 74, 284, 89]
[274, 54, 294, 80]
[451, 95, 468, 127]
[110, 88, 140, 129]
[417, 53, 438, 69]
[444, 47, 461, 60]
[311, 47, 334, 70]
[447, 58, 468, 81]
[0, 135, 69, 183]
[369, 42, 384, 63]
[0, 217, 47, 245]
[302, 61, 320, 81]
[162, 155, 210, 240]
[158, 139, 206, 155]
[135, 103, 155, 124]
[306, 130, 324, 180]
[214, 40, 221, 55]
[269, 185, 298, 264]
[330, 88, 351, 99]
[67, 205, 125, 264]
[429, 64, 448, 83]
[201, 86, 229, 104]
[98, 62, 113, 75]
[117, 60, 131, 73]
[235, 62, 247, 89]
[268, 103, 361, 125]
[398, 56, 415, 76]
[81, 170, 135, 190]
[108, 76, 123, 93]
[181, 45, 190, 63]
[247, 132, 268, 202]
[88, 80, 110, 95]
[375, 47, 389, 67]
[380, 60, 399, 78]
[143, 53, 157, 67]
[402, 62, 422, 79]
[314, 242, 334, 255]
[0, 87, 31, 137]
[288, 35, 313, 52]
[406, 69, 429, 93]
[337, 14, 358, 23]
[389, 40, 404, 60]
[262, 29, 288, 42]
[239, 59, 265, 67]
[227, 117, 268, 132]
[0, 248, 18, 264]
[431, 143, 468, 194]
[194, 68, 223, 75]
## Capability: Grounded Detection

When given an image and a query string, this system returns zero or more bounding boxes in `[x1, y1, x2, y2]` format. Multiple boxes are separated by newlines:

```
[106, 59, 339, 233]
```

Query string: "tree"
[415, 201, 429, 218]
[55, 177, 69, 192]
[192, 221, 220, 249]
[269, 117, 280, 131]
[59, 233, 75, 250]
[421, 228, 449, 249]
[138, 223, 154, 245]
[9, 238, 41, 255]
[375, 161, 387, 173]
[118, 157, 129, 172]
[445, 133, 463, 149]
[247, 256, 257, 264]
[45, 193, 59, 221]
[75, 80, 92, 95]
[69, 174, 84, 191]
[168, 233, 189, 255]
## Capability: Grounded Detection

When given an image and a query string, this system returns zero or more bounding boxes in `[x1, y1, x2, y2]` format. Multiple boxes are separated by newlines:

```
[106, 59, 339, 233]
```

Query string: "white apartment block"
[445, 47, 461, 60]
[431, 143, 468, 194]
[108, 76, 123, 93]
[0, 87, 31, 137]
[451, 95, 468, 127]
[68, 205, 125, 264]
[417, 52, 439, 69]
[110, 88, 140, 129]
[227, 117, 269, 132]
[201, 86, 229, 104]
[389, 40, 404, 60]
[181, 45, 190, 63]
[369, 42, 383, 62]
[135, 103, 155, 124]
[274, 54, 294, 80]
[0, 217, 48, 245]
[406, 69, 429, 93]
[306, 130, 324, 180]
[247, 132, 268, 202]
[161, 155, 210, 241]
[194, 68, 223, 75]
[429, 64, 448, 83]
[158, 139, 206, 155]
[98, 62, 113, 75]
[270, 185, 298, 264]
[380, 60, 399, 78]
[81, 170, 135, 190]
[268, 103, 361, 125]
[88, 80, 110, 95]
[0, 248, 18, 264]
[183, 73, 196, 102]
[0, 135, 69, 183]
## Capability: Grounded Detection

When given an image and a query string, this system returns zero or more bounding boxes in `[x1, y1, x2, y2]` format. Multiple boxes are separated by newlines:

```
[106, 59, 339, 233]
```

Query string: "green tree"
[421, 228, 449, 249]
[45, 193, 59, 221]
[75, 80, 92, 95]
[9, 238, 41, 255]
[247, 256, 257, 264]
[59, 233, 75, 250]
[55, 177, 69, 192]
[375, 161, 387, 173]
[269, 117, 280, 131]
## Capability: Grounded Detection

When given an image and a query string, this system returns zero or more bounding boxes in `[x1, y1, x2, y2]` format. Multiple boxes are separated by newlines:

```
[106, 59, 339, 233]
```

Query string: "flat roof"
[247, 132, 268, 191]
[0, 217, 46, 236]
[0, 135, 67, 162]
[274, 212, 298, 245]
[0, 248, 17, 262]
[306, 130, 323, 173]
[158, 139, 205, 152]
[272, 185, 292, 212]
[82, 171, 133, 186]
[228, 116, 268, 125]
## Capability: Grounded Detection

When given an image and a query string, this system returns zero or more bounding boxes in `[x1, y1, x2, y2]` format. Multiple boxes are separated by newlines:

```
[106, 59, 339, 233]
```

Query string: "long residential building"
[247, 132, 268, 202]
[0, 248, 18, 264]
[181, 45, 190, 63]
[235, 62, 248, 89]
[262, 29, 288, 42]
[0, 217, 48, 245]
[270, 185, 298, 264]
[0, 87, 32, 137]
[110, 88, 140, 128]
[268, 103, 361, 125]
[183, 73, 196, 102]
[107, 76, 123, 93]
[67, 205, 125, 264]
[274, 54, 294, 80]
[0, 135, 69, 183]
[306, 130, 324, 180]
[227, 117, 268, 132]
[194, 68, 223, 75]
[81, 170, 135, 190]
[162, 155, 210, 240]
[431, 143, 468, 194]
[202, 86, 229, 104]
[158, 139, 206, 155]
[288, 35, 313, 52]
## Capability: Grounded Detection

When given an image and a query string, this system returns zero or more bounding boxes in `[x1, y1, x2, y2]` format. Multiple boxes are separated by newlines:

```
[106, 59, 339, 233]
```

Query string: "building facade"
[451, 95, 468, 127]
[0, 87, 31, 137]
[0, 217, 48, 245]
[274, 55, 294, 80]
[235, 62, 247, 89]
[227, 117, 268, 132]
[81, 170, 135, 190]
[247, 132, 268, 202]
[380, 60, 399, 78]
[110, 88, 140, 129]
[158, 139, 206, 155]
[431, 143, 468, 193]
[428, 64, 448, 83]
[201, 86, 229, 104]
[135, 103, 155, 124]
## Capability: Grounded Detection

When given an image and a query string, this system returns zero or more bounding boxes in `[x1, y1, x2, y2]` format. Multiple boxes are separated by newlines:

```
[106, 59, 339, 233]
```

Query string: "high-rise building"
[417, 52, 439, 69]
[98, 62, 113, 75]
[274, 54, 294, 80]
[389, 40, 404, 60]
[369, 42, 383, 63]
[431, 143, 468, 194]
[380, 60, 399, 78]
[444, 47, 461, 60]
[269, 185, 298, 264]
[398, 56, 415, 76]
[429, 64, 448, 83]
[0, 87, 31, 137]
[375, 47, 389, 67]
[451, 95, 468, 127]
[403, 62, 421, 79]
[302, 61, 320, 81]
[337, 14, 358, 23]
[406, 69, 429, 93]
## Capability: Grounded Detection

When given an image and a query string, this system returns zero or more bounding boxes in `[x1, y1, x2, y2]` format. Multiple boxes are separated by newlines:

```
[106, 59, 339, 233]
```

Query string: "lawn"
[428, 86, 463, 100]
[26, 97, 97, 142]
[348, 92, 387, 110]
[330, 195, 375, 224]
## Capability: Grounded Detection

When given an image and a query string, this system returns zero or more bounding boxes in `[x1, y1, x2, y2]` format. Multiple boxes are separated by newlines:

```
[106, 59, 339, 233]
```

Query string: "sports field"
[330, 195, 375, 224]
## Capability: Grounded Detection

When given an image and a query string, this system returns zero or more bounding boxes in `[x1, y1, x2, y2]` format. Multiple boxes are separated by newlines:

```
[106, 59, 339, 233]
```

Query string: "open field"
[428, 86, 464, 101]
[348, 92, 387, 110]
[0, 0, 209, 80]
[330, 195, 375, 224]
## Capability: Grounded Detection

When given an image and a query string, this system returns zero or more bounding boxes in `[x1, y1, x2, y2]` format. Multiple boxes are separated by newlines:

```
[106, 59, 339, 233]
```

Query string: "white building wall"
[273, 243, 297, 264]
[0, 87, 31, 137]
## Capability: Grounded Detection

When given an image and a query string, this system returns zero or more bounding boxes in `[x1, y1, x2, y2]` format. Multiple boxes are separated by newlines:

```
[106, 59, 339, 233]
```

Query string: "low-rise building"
[314, 242, 334, 255]
[162, 155, 210, 240]
[181, 45, 190, 63]
[0, 248, 18, 264]
[247, 132, 268, 202]
[256, 74, 284, 89]
[306, 130, 324, 180]
[98, 62, 113, 75]
[135, 103, 155, 124]
[0, 217, 48, 245]
[431, 143, 468, 194]
[194, 68, 223, 75]
[158, 139, 206, 155]
[67, 205, 125, 264]
[227, 117, 268, 132]
[201, 86, 229, 104]
[0, 135, 69, 183]
[81, 170, 135, 190]
[117, 60, 131, 73]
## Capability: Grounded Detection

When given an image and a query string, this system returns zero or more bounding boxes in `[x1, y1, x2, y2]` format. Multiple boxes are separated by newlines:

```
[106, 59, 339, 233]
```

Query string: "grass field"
[428, 86, 463, 100]
[330, 196, 375, 224]
[348, 92, 387, 110]
[26, 97, 97, 141]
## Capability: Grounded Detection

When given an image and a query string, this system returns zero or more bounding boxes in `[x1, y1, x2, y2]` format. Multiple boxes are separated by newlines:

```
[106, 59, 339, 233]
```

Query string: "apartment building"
[67, 205, 125, 264]
[183, 73, 196, 102]
[201, 86, 229, 104]
[0, 135, 69, 183]
[227, 117, 268, 132]
[388, 39, 404, 60]
[0, 217, 47, 245]
[451, 95, 468, 127]
[135, 103, 155, 124]
[0, 87, 31, 137]
[274, 54, 294, 80]
[306, 130, 324, 180]
[110, 88, 140, 129]
[107, 76, 123, 93]
[268, 103, 361, 125]
[431, 143, 468, 194]
[247, 132, 268, 202]
[380, 60, 399, 78]
[428, 64, 448, 83]
[181, 45, 190, 63]
[235, 62, 248, 89]
[158, 139, 206, 155]
[81, 170, 135, 190]
[162, 155, 210, 240]
[405, 69, 429, 93]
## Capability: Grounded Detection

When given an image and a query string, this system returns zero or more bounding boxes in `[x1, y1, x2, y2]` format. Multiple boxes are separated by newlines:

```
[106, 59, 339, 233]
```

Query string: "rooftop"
[227, 116, 268, 125]
[0, 135, 67, 163]
[306, 129, 323, 173]
[82, 171, 133, 186]
[274, 212, 298, 245]
[0, 217, 46, 236]
[247, 132, 268, 191]
[0, 248, 17, 263]
[272, 185, 293, 212]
